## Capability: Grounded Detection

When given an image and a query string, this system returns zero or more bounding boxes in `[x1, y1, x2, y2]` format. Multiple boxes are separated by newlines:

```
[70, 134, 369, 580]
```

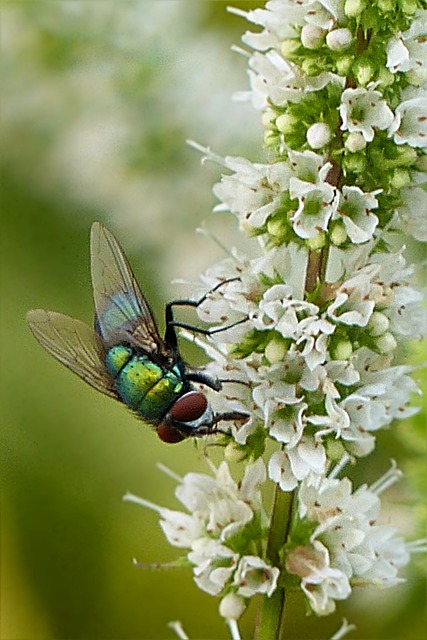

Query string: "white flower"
[189, 539, 239, 596]
[233, 555, 280, 597]
[333, 186, 380, 244]
[289, 466, 413, 614]
[213, 155, 291, 228]
[389, 93, 427, 148]
[339, 87, 394, 142]
[286, 540, 351, 615]
[386, 16, 427, 85]
[268, 439, 327, 491]
[395, 185, 427, 241]
[290, 180, 337, 239]
[327, 267, 376, 327]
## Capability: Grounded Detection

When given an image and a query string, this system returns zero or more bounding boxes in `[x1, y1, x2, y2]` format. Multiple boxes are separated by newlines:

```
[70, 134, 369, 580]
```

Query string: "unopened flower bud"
[219, 593, 246, 620]
[301, 58, 320, 76]
[307, 123, 331, 149]
[276, 113, 298, 134]
[301, 24, 325, 49]
[391, 168, 411, 189]
[267, 218, 285, 238]
[335, 55, 353, 75]
[264, 130, 278, 147]
[330, 222, 348, 246]
[224, 443, 247, 464]
[281, 39, 300, 58]
[401, 0, 417, 14]
[407, 67, 427, 86]
[331, 338, 353, 360]
[376, 332, 397, 354]
[306, 231, 326, 250]
[265, 336, 287, 364]
[368, 311, 390, 337]
[344, 0, 366, 17]
[326, 28, 352, 51]
[262, 109, 277, 130]
[345, 132, 366, 152]
[355, 61, 373, 85]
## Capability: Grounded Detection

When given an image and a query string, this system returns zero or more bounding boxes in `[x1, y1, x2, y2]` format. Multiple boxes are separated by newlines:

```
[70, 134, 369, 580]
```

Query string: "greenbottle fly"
[27, 222, 247, 443]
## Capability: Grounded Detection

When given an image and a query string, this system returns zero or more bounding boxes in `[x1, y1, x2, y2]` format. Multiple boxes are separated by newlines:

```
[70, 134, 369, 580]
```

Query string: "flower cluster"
[129, 0, 426, 630]
[125, 459, 279, 618]
[286, 462, 411, 615]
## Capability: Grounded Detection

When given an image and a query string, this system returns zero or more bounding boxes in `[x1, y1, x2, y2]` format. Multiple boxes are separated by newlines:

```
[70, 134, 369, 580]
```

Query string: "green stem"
[255, 485, 294, 640]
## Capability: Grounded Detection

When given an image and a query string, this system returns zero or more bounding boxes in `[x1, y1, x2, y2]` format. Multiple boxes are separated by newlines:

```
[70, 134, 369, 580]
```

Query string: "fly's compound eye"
[156, 392, 213, 443]
[156, 423, 187, 444]
[170, 391, 208, 423]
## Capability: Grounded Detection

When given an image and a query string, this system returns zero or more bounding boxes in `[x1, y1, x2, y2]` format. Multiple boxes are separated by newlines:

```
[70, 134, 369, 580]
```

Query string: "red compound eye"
[170, 391, 208, 423]
[156, 423, 186, 444]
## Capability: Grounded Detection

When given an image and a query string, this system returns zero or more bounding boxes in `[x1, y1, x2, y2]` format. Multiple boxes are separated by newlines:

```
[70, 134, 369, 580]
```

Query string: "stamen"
[227, 619, 242, 640]
[168, 620, 190, 640]
[157, 462, 183, 483]
[369, 460, 402, 495]
[122, 492, 163, 513]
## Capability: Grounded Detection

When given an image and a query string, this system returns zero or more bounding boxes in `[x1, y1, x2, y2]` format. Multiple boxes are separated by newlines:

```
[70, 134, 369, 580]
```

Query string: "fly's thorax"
[105, 345, 186, 422]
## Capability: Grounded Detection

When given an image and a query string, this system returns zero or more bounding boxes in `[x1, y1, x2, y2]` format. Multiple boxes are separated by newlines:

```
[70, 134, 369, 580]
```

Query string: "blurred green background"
[1, 2, 425, 639]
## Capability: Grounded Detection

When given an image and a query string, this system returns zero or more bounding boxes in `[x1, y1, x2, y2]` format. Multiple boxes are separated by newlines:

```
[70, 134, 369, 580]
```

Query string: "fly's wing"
[90, 222, 166, 356]
[27, 309, 118, 399]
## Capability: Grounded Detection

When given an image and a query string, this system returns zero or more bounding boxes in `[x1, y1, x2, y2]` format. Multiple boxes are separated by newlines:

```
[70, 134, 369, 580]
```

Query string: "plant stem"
[255, 485, 294, 640]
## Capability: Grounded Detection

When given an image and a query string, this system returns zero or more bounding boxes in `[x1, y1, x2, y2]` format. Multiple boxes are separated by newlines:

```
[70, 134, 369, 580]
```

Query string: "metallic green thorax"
[106, 345, 185, 422]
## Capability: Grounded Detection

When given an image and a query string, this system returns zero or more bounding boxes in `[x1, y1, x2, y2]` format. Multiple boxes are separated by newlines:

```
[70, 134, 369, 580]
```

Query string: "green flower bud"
[344, 0, 366, 17]
[331, 338, 353, 360]
[265, 335, 287, 364]
[301, 58, 320, 76]
[224, 443, 247, 464]
[401, 0, 417, 14]
[394, 145, 418, 167]
[376, 332, 397, 354]
[267, 218, 285, 238]
[306, 231, 326, 250]
[262, 109, 277, 130]
[391, 168, 411, 190]
[326, 439, 347, 462]
[378, 0, 394, 11]
[330, 222, 348, 246]
[368, 311, 390, 337]
[281, 39, 300, 58]
[335, 55, 353, 75]
[264, 130, 278, 147]
[343, 153, 366, 173]
[377, 67, 394, 88]
[355, 61, 374, 85]
[276, 113, 298, 134]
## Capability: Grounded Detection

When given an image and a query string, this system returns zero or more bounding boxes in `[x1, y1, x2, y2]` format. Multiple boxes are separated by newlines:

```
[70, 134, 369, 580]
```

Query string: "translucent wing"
[27, 309, 118, 399]
[90, 222, 165, 355]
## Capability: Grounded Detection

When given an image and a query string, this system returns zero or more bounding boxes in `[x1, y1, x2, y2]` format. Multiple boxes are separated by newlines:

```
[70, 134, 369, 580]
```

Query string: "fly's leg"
[164, 277, 247, 349]
[212, 410, 249, 425]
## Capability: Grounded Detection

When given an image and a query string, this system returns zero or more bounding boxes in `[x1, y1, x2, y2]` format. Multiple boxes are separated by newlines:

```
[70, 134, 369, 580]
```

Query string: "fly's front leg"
[164, 277, 246, 348]
[213, 410, 250, 425]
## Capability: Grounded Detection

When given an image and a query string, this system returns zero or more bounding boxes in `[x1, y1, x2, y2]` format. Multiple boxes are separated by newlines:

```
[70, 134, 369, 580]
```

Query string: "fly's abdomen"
[106, 345, 184, 422]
